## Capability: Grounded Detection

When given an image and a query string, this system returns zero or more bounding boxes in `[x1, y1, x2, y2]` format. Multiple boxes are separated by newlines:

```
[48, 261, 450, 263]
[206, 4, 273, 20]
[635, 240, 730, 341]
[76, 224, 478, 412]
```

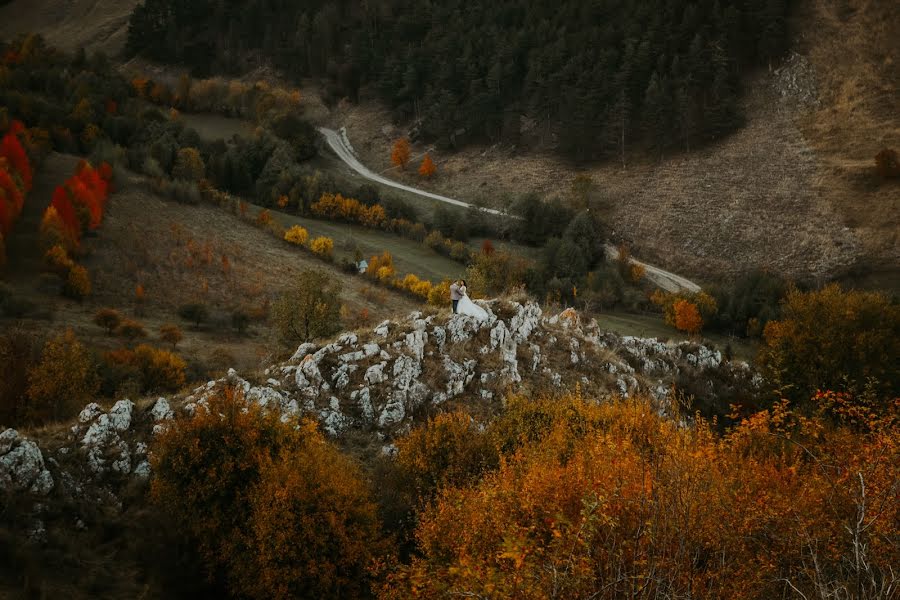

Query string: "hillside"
[333, 0, 899, 286]
[0, 0, 138, 55]
[2, 152, 420, 377]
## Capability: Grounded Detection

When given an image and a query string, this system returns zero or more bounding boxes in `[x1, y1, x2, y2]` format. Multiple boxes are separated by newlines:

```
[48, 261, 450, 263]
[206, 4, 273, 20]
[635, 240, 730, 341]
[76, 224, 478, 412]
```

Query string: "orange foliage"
[381, 394, 900, 600]
[418, 153, 436, 178]
[481, 239, 495, 255]
[151, 387, 381, 597]
[311, 192, 387, 228]
[673, 299, 703, 334]
[391, 138, 411, 170]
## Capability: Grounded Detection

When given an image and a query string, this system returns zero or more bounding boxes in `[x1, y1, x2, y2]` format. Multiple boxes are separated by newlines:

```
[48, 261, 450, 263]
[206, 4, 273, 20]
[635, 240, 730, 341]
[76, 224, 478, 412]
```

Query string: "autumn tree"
[673, 299, 703, 334]
[418, 153, 436, 178]
[309, 236, 333, 259]
[391, 138, 411, 170]
[93, 308, 122, 335]
[133, 344, 186, 391]
[64, 264, 91, 299]
[26, 329, 98, 424]
[271, 269, 342, 343]
[116, 318, 148, 342]
[152, 387, 382, 598]
[159, 323, 183, 349]
[759, 284, 900, 403]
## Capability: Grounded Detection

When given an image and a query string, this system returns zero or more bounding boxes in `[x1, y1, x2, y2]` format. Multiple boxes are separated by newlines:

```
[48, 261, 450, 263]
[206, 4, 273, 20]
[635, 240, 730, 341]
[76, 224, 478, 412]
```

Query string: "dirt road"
[319, 127, 701, 293]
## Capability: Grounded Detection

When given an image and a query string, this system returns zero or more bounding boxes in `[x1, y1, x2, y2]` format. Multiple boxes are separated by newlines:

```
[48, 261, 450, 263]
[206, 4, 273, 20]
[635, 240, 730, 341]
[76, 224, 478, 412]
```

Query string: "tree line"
[126, 0, 792, 160]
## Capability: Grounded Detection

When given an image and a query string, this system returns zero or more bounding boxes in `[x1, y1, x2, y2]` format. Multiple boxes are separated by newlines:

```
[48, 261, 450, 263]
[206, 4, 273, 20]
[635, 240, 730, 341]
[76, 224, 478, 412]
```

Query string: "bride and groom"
[449, 279, 488, 320]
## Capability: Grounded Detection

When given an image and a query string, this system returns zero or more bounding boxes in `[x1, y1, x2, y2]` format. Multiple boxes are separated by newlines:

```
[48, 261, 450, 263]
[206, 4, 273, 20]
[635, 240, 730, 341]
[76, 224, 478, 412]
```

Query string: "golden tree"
[391, 138, 411, 170]
[283, 225, 309, 246]
[158, 323, 184, 349]
[26, 329, 98, 423]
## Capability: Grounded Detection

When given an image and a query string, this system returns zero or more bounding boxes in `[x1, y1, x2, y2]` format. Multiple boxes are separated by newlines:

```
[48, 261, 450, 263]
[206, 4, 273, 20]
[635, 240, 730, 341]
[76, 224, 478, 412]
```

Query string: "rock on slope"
[1, 300, 759, 538]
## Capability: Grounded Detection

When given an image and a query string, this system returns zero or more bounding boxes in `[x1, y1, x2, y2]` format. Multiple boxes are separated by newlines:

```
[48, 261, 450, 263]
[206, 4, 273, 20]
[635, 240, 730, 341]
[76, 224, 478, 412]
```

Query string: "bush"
[172, 147, 205, 181]
[133, 344, 186, 392]
[309, 236, 334, 259]
[758, 284, 900, 404]
[151, 387, 381, 598]
[382, 395, 900, 600]
[394, 411, 498, 506]
[283, 225, 308, 246]
[116, 318, 147, 342]
[56, 259, 92, 304]
[93, 308, 122, 335]
[158, 323, 183, 349]
[874, 148, 899, 178]
[26, 329, 98, 424]
[0, 329, 41, 427]
[271, 270, 342, 343]
[231, 310, 250, 334]
[178, 302, 209, 328]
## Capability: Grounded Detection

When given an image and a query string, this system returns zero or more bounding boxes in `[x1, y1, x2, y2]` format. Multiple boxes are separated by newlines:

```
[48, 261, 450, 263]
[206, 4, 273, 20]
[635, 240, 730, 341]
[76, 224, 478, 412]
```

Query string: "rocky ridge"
[1, 300, 758, 538]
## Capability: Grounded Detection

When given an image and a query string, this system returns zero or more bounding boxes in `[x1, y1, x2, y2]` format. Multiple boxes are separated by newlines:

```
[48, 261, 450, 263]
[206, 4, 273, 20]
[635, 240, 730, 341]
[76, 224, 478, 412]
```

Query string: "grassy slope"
[0, 0, 139, 55]
[330, 0, 899, 289]
[1, 153, 421, 378]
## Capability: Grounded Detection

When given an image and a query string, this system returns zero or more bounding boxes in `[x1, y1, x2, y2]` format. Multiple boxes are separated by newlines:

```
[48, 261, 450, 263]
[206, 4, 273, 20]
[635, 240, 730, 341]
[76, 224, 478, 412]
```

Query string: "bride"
[455, 280, 489, 320]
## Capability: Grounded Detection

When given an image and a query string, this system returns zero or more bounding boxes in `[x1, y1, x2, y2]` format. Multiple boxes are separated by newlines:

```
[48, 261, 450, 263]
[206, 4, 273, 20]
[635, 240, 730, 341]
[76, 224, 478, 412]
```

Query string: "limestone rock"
[0, 431, 54, 495]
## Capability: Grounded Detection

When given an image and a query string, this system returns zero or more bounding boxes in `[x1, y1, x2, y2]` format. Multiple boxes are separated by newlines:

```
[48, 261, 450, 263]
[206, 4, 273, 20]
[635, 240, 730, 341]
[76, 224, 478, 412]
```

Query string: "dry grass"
[1, 153, 420, 379]
[0, 0, 139, 55]
[332, 4, 899, 288]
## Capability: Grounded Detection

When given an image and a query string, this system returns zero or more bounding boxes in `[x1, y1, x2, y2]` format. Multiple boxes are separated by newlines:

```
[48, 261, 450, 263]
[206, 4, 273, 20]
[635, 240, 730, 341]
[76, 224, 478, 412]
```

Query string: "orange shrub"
[309, 236, 333, 258]
[381, 394, 900, 600]
[152, 387, 382, 597]
[673, 299, 702, 334]
[133, 344, 186, 392]
[283, 225, 309, 246]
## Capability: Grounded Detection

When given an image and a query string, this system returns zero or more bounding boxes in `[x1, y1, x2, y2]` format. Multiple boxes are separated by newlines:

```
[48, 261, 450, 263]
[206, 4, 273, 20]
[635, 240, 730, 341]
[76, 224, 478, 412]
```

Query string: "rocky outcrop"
[0, 429, 54, 495]
[0, 300, 759, 501]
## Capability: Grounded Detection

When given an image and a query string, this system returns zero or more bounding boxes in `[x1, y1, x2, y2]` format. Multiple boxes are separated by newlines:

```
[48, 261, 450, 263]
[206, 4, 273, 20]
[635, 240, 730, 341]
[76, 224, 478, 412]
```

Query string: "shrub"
[63, 264, 91, 299]
[0, 329, 41, 427]
[158, 323, 183, 349]
[231, 310, 250, 334]
[116, 319, 147, 342]
[93, 308, 122, 335]
[394, 411, 498, 506]
[428, 280, 452, 307]
[283, 225, 308, 246]
[309, 236, 333, 259]
[874, 148, 899, 178]
[178, 302, 209, 328]
[151, 388, 381, 597]
[172, 147, 205, 181]
[133, 344, 186, 392]
[26, 329, 98, 424]
[271, 270, 342, 343]
[758, 284, 900, 403]
[382, 394, 900, 600]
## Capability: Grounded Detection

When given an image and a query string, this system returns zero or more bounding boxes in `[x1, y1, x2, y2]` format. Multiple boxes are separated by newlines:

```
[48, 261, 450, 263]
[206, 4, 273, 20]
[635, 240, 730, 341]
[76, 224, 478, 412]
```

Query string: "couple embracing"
[449, 279, 488, 320]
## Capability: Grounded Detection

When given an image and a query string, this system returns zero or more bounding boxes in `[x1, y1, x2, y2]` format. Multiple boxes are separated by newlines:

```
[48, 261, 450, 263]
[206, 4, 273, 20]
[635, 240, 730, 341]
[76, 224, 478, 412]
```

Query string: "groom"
[449, 280, 462, 314]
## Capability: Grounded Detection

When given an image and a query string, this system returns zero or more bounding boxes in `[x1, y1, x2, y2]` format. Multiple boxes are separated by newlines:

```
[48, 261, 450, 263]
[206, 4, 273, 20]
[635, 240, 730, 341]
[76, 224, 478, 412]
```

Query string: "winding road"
[318, 127, 701, 293]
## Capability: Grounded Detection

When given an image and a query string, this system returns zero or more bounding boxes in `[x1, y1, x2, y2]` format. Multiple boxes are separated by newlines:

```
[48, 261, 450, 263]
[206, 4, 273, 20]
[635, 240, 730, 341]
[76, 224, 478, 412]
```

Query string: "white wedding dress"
[456, 289, 489, 320]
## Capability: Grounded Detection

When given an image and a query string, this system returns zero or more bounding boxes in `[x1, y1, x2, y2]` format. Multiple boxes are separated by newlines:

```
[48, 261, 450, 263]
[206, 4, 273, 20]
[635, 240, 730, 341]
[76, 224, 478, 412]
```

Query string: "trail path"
[319, 127, 701, 293]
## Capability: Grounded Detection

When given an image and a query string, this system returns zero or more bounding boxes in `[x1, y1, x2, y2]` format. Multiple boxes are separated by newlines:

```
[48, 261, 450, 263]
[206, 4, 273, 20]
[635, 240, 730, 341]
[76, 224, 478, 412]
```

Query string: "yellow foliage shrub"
[283, 225, 309, 246]
[309, 236, 333, 258]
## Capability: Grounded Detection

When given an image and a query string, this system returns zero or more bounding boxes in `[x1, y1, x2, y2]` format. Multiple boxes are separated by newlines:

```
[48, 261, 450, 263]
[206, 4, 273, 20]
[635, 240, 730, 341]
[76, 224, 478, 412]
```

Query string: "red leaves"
[1, 128, 32, 191]
[51, 187, 80, 243]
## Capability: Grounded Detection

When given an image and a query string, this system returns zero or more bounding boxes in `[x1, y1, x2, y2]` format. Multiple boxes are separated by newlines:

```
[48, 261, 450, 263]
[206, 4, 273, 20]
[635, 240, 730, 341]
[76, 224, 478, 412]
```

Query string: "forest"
[126, 0, 792, 159]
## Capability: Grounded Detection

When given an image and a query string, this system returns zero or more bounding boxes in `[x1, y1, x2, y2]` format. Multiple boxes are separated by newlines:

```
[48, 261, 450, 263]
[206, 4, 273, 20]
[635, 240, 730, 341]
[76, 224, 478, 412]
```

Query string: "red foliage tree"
[51, 187, 81, 243]
[0, 131, 31, 191]
[0, 168, 23, 215]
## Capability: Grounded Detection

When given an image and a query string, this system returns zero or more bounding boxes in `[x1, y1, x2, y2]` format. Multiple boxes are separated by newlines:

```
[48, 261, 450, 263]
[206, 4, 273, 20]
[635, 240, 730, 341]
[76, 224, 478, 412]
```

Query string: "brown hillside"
[334, 0, 899, 287]
[0, 0, 138, 55]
